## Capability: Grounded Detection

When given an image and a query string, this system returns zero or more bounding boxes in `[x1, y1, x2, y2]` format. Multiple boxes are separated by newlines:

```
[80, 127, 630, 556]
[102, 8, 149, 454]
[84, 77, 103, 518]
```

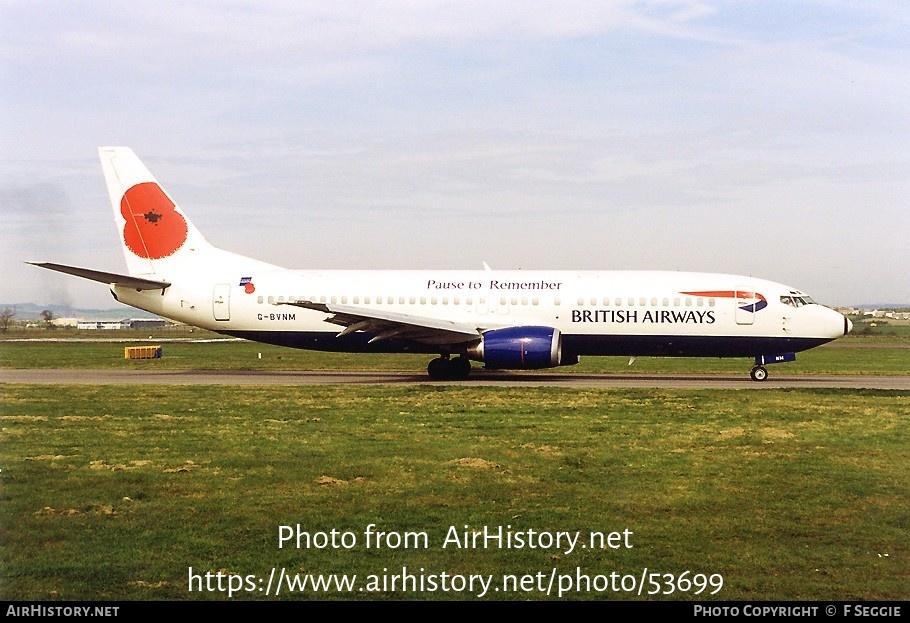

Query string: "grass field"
[1, 338, 908, 376]
[1, 383, 908, 601]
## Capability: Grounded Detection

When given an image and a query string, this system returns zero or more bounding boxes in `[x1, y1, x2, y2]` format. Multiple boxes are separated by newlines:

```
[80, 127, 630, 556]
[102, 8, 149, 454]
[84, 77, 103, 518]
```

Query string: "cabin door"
[734, 287, 755, 325]
[213, 284, 231, 321]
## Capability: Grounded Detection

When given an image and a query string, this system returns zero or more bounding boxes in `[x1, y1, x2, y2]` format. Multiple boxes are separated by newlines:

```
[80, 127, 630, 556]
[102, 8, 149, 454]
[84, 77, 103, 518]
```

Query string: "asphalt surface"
[1, 369, 908, 389]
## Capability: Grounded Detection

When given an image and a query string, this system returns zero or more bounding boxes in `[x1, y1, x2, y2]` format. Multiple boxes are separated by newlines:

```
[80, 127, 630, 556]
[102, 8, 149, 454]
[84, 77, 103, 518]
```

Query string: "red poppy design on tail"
[120, 182, 188, 259]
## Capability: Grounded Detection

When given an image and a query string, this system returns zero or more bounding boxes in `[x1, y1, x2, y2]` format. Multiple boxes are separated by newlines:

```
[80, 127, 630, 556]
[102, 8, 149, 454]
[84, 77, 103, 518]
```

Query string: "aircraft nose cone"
[845, 316, 853, 336]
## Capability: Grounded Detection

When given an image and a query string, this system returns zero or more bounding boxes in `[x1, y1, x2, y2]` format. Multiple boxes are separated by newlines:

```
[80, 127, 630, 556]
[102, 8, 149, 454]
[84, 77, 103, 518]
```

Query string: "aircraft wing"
[279, 300, 483, 346]
[27, 262, 171, 291]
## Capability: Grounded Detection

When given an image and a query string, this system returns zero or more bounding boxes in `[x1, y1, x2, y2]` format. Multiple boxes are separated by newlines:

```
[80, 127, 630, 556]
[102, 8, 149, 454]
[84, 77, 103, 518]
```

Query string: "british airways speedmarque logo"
[239, 276, 256, 294]
[681, 290, 768, 313]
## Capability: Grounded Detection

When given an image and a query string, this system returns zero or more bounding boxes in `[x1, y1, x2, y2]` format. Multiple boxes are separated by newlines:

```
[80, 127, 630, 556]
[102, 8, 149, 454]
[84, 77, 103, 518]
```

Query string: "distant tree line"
[0, 307, 14, 333]
[0, 307, 64, 331]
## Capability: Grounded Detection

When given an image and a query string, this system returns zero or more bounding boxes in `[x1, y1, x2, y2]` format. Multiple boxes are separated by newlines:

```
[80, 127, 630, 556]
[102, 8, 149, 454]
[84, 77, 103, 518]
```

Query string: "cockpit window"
[781, 294, 818, 308]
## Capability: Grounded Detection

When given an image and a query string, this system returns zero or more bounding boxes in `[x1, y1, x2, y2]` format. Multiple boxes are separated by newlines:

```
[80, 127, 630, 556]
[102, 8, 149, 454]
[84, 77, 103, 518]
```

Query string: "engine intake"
[468, 326, 563, 369]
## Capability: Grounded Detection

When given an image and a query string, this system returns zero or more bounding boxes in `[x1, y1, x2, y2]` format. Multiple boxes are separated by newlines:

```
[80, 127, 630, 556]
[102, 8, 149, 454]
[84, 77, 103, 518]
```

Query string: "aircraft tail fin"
[99, 147, 214, 276]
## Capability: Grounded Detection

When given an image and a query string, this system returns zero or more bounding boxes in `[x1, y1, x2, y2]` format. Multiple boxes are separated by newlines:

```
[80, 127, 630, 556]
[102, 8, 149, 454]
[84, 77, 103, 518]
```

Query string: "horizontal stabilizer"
[27, 262, 171, 290]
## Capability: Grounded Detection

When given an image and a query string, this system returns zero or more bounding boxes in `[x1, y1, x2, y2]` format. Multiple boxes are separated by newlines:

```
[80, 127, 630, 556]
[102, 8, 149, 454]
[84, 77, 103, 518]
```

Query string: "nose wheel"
[750, 365, 768, 382]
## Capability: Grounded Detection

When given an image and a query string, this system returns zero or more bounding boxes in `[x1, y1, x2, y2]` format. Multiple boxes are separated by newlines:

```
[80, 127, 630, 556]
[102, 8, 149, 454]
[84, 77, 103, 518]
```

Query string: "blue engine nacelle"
[468, 326, 563, 369]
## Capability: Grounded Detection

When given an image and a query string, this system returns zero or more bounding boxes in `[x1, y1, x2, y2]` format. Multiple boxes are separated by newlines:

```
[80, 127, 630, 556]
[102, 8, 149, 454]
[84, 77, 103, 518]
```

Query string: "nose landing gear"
[751, 352, 796, 381]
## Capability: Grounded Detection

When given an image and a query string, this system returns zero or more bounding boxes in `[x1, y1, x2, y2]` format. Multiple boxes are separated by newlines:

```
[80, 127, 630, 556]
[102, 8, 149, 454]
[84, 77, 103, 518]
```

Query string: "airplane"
[30, 147, 852, 381]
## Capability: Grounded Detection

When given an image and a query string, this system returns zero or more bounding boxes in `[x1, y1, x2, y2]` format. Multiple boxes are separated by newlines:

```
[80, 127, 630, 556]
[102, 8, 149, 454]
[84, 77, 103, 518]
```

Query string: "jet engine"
[467, 326, 566, 369]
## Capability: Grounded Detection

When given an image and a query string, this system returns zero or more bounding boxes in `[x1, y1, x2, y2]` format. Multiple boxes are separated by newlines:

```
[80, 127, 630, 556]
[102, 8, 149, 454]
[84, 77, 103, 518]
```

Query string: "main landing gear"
[750, 366, 769, 382]
[427, 355, 472, 380]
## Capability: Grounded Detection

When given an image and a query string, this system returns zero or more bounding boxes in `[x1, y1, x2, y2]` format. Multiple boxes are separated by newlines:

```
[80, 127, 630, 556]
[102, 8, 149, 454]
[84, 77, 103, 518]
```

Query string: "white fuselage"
[113, 266, 849, 359]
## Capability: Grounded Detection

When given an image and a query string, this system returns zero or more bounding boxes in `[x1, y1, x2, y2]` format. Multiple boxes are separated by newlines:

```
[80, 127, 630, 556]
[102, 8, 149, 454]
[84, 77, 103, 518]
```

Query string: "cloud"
[0, 1, 907, 306]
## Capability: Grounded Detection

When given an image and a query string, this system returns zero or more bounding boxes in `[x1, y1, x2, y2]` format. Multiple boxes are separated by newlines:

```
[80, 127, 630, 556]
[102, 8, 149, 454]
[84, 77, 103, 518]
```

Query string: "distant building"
[77, 320, 129, 329]
[76, 318, 167, 330]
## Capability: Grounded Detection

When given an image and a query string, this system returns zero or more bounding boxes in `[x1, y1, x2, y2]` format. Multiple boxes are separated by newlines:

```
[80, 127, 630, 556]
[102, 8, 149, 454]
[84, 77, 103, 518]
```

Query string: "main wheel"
[427, 357, 472, 380]
[451, 356, 471, 380]
[427, 357, 448, 380]
[750, 366, 768, 382]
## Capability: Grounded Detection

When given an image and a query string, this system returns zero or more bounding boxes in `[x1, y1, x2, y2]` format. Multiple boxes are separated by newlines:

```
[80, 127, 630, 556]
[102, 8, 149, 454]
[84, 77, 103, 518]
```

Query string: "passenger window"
[257, 296, 263, 304]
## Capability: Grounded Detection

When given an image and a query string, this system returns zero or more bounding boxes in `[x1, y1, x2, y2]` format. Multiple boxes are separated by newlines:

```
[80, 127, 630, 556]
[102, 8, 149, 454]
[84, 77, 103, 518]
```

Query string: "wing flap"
[279, 300, 482, 346]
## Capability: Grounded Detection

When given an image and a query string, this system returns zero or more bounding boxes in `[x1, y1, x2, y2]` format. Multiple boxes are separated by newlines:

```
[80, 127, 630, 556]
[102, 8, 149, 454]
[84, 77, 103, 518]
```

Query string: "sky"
[2, 1, 908, 310]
